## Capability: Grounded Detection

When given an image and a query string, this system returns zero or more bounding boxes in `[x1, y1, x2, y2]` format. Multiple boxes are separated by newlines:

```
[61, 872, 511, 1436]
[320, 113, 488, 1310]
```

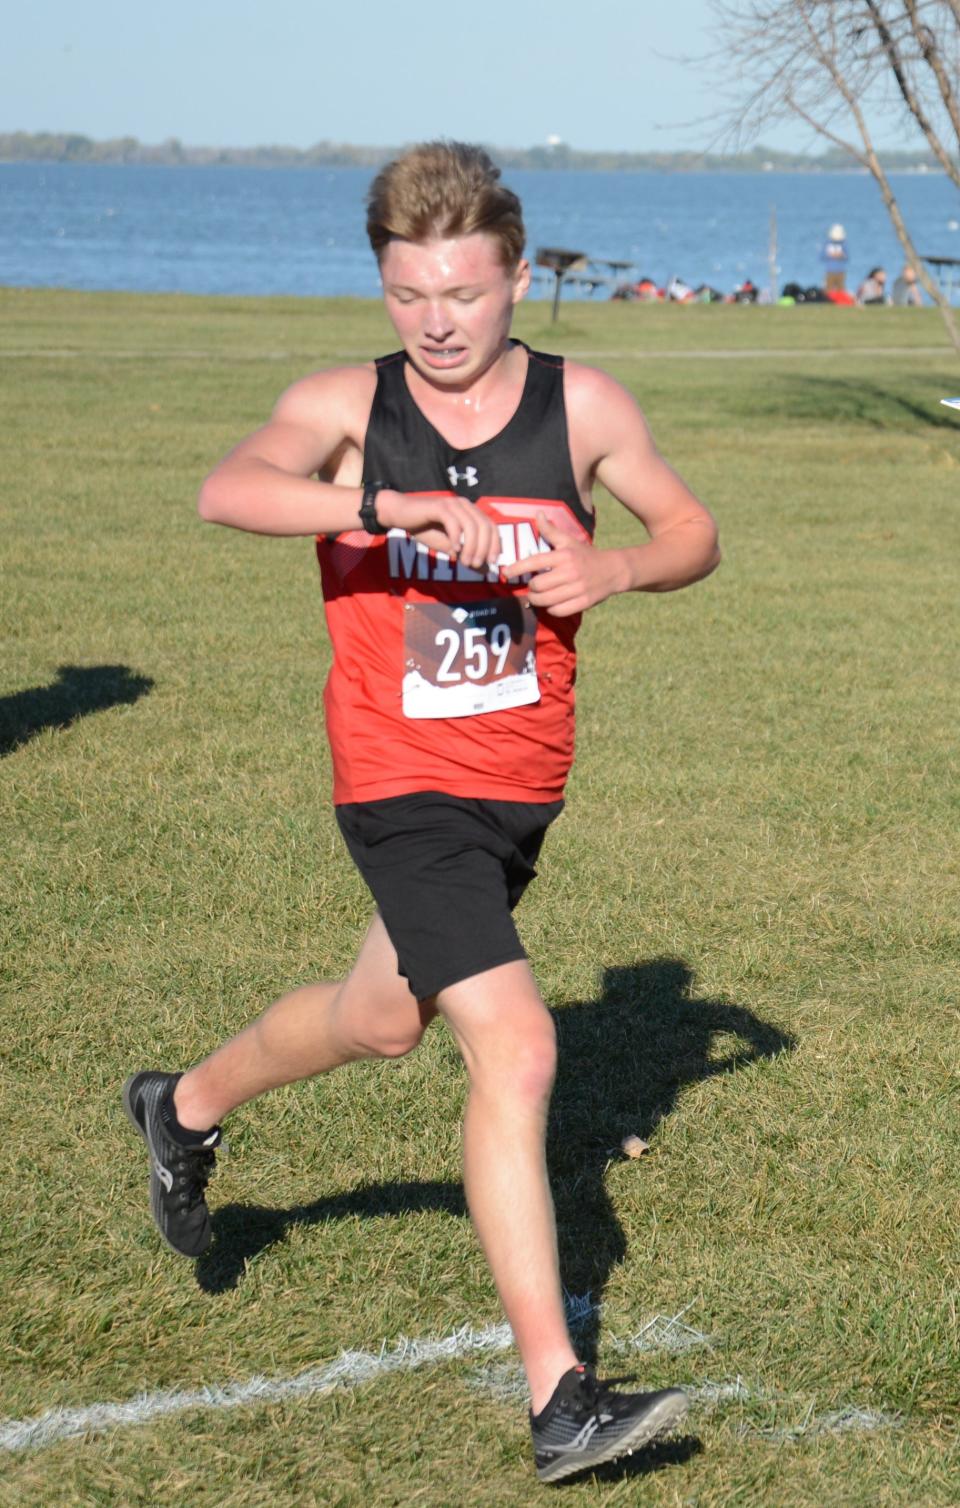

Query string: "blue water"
[2, 161, 959, 301]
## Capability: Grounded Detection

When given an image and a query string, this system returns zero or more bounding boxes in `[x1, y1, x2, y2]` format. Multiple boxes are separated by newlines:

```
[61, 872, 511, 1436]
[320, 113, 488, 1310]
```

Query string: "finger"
[537, 598, 582, 618]
[412, 527, 457, 555]
[526, 579, 572, 607]
[536, 512, 580, 546]
[459, 506, 498, 568]
[447, 499, 495, 568]
[438, 503, 470, 557]
[501, 553, 556, 580]
[525, 569, 582, 605]
[483, 516, 501, 565]
[457, 512, 485, 568]
[526, 584, 585, 615]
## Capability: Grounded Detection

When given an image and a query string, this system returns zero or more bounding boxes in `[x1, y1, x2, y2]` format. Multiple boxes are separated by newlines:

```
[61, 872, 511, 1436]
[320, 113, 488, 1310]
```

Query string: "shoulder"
[561, 360, 654, 459]
[562, 359, 638, 405]
[273, 362, 378, 431]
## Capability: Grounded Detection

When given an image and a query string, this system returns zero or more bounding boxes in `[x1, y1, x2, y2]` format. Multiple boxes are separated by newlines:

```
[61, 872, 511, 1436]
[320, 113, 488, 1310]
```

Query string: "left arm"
[503, 364, 720, 617]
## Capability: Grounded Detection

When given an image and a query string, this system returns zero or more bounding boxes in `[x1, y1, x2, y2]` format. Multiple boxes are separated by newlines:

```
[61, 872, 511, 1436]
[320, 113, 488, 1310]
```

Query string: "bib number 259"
[402, 598, 540, 719]
[435, 621, 513, 683]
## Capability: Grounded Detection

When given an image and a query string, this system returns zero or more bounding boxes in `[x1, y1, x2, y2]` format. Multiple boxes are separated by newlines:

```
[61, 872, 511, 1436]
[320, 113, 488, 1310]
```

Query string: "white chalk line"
[473, 1367, 901, 1443]
[1, 1319, 518, 1456]
[0, 1297, 706, 1457]
[0, 1296, 899, 1456]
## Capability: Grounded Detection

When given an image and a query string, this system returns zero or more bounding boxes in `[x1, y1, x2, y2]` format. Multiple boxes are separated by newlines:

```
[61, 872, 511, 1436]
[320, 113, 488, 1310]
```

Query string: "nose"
[423, 300, 455, 341]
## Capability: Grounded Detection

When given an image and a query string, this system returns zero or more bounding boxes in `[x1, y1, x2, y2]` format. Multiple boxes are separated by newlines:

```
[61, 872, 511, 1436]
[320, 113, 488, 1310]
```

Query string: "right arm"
[198, 367, 372, 536]
[198, 368, 500, 567]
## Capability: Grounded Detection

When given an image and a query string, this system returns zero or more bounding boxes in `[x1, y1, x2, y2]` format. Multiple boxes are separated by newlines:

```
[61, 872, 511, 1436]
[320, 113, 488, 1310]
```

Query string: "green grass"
[1, 288, 958, 1505]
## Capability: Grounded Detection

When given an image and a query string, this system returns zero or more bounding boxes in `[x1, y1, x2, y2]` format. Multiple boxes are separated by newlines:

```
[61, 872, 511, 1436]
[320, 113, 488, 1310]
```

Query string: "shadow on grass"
[0, 663, 154, 756]
[198, 1180, 466, 1294]
[550, 959, 796, 1365]
[199, 959, 796, 1365]
[565, 1431, 704, 1486]
[771, 373, 960, 430]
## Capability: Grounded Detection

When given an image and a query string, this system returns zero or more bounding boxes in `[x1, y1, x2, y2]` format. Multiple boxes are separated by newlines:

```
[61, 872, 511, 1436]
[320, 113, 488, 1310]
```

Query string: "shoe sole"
[535, 1389, 689, 1484]
[122, 1073, 210, 1259]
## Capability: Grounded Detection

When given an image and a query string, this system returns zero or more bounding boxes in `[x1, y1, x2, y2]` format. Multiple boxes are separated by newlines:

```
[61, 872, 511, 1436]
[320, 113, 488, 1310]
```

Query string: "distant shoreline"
[0, 130, 945, 175]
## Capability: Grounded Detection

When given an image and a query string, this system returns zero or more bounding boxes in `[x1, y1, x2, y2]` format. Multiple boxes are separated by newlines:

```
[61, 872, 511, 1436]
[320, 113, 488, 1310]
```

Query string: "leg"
[174, 914, 436, 1129]
[436, 960, 690, 1481]
[123, 915, 435, 1256]
[436, 960, 578, 1414]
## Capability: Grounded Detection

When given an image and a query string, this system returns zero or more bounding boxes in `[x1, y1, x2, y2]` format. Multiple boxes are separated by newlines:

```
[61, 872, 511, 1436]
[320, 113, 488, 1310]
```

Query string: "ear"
[512, 258, 531, 304]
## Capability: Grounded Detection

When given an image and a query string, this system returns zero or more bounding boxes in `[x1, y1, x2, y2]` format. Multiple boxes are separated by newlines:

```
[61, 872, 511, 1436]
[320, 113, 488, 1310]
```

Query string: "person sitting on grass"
[892, 264, 923, 307]
[857, 266, 888, 305]
[122, 139, 720, 1485]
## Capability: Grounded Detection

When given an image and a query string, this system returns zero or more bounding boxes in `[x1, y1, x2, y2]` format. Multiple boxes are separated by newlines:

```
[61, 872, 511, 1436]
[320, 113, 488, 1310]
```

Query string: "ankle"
[169, 1076, 220, 1139]
[527, 1354, 580, 1416]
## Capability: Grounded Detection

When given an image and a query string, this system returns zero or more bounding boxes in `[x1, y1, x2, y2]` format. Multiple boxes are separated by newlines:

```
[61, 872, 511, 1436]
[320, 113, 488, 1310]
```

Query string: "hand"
[501, 514, 627, 617]
[377, 491, 500, 570]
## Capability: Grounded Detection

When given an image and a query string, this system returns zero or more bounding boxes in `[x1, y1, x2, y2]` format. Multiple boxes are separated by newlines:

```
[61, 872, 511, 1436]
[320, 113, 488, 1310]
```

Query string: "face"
[380, 233, 530, 388]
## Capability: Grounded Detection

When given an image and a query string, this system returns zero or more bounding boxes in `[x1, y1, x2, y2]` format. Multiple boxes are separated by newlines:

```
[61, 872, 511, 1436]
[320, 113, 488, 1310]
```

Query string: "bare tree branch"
[785, 92, 870, 164]
[705, 0, 960, 357]
[903, 0, 960, 177]
[865, 0, 960, 188]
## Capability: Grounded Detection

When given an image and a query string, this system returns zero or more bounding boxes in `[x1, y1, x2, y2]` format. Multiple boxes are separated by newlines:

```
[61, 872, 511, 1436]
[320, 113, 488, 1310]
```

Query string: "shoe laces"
[574, 1369, 638, 1423]
[170, 1146, 216, 1209]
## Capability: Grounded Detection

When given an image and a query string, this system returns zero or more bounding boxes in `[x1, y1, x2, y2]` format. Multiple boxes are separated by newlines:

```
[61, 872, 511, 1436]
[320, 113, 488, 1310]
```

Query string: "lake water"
[2, 161, 959, 302]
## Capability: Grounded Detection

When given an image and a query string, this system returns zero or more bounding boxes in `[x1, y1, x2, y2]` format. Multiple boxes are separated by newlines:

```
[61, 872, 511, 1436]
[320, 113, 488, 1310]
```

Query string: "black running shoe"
[122, 1071, 220, 1258]
[531, 1364, 688, 1484]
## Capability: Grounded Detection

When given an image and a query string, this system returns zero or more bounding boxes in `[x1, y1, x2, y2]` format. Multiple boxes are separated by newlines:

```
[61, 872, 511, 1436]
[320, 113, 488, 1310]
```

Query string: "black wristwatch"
[359, 480, 391, 535]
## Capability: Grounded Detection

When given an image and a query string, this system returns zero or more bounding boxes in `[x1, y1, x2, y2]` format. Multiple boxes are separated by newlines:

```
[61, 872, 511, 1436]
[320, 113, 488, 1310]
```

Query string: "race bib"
[402, 598, 539, 719]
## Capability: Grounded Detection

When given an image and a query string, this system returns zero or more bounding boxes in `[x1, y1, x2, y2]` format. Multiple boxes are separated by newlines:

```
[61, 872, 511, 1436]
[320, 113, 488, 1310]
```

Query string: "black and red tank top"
[316, 342, 595, 805]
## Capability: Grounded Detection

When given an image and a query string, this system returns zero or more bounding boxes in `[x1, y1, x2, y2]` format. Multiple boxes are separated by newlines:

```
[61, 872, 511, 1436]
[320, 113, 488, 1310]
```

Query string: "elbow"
[197, 471, 227, 524]
[687, 526, 721, 585]
[700, 514, 721, 578]
[681, 536, 721, 589]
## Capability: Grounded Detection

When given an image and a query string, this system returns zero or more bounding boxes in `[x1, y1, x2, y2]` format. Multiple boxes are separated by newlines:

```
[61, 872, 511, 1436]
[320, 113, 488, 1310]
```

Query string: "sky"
[2, 0, 841, 156]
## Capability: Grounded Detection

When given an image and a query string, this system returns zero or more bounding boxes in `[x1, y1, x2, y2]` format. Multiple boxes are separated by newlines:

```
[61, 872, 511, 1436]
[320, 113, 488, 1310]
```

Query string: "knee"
[369, 1027, 427, 1060]
[476, 1016, 557, 1106]
[522, 1021, 558, 1100]
[333, 989, 433, 1062]
[357, 1011, 433, 1060]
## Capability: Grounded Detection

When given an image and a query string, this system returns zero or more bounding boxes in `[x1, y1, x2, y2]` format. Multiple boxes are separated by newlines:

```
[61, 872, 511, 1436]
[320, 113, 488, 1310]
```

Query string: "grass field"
[1, 288, 958, 1505]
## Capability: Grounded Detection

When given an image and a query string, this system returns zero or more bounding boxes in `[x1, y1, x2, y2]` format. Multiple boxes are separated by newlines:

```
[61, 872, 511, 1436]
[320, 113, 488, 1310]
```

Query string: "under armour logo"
[447, 465, 478, 488]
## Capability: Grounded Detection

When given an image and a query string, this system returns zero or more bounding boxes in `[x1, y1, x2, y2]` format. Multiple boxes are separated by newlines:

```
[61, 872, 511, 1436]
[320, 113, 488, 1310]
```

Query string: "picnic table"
[922, 254, 960, 302]
[535, 249, 638, 318]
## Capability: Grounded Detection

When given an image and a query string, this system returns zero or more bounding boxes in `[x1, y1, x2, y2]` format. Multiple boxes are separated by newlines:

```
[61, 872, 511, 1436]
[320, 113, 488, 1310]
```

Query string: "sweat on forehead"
[380, 234, 512, 283]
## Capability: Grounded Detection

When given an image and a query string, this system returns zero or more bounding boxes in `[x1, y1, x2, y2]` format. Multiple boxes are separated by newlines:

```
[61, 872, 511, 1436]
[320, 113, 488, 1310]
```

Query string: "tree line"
[0, 130, 942, 173]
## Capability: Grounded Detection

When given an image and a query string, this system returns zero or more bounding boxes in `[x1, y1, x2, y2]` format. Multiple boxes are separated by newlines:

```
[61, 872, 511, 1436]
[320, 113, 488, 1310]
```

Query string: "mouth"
[420, 345, 468, 368]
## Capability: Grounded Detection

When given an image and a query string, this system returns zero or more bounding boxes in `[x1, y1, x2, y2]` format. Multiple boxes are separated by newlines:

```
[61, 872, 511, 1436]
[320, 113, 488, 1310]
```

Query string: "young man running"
[124, 142, 720, 1483]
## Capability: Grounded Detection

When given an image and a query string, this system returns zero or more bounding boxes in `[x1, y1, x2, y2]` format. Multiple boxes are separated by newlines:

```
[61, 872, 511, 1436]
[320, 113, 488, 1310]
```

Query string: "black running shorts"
[335, 791, 563, 1001]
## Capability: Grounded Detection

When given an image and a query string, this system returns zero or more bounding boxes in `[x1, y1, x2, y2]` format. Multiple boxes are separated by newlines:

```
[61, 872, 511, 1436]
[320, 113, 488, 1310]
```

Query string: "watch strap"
[359, 480, 391, 535]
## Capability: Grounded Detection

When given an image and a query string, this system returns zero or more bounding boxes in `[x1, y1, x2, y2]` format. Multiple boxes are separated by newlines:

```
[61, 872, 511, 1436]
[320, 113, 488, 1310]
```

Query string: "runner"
[123, 140, 720, 1483]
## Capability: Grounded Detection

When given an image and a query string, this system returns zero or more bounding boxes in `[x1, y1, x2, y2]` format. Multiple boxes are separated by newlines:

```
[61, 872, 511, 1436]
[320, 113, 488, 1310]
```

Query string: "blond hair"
[366, 141, 525, 270]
